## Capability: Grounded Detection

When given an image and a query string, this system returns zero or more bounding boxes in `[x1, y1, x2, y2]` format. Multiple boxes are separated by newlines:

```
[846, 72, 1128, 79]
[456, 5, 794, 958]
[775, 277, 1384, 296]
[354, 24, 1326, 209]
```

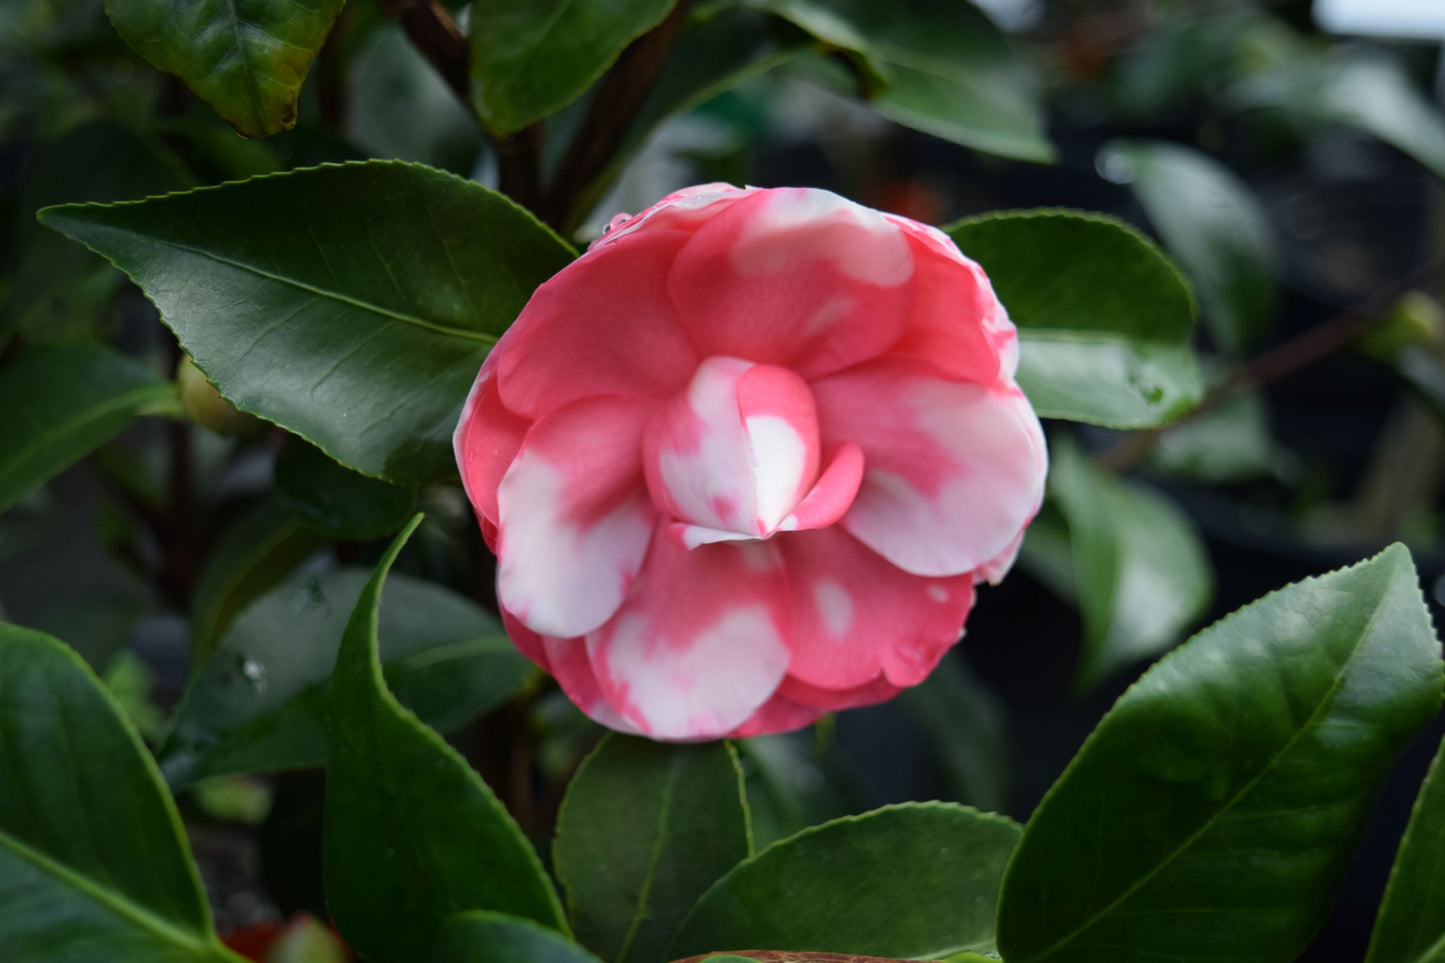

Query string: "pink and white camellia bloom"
[454, 184, 1048, 741]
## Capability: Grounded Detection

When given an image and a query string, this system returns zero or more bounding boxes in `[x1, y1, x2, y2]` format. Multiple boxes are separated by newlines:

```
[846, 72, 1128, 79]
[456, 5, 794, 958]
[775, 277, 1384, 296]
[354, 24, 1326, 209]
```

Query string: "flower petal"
[779, 442, 864, 533]
[455, 359, 529, 532]
[884, 224, 1017, 384]
[668, 188, 914, 379]
[586, 532, 792, 740]
[778, 527, 976, 690]
[813, 359, 1047, 577]
[541, 635, 641, 735]
[496, 396, 658, 638]
[495, 227, 699, 419]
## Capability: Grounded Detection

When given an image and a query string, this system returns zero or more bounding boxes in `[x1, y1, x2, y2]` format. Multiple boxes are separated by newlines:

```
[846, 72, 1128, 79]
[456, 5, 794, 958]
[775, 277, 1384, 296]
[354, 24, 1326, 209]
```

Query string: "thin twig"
[496, 124, 544, 211]
[1096, 257, 1445, 472]
[537, 0, 694, 230]
[374, 0, 470, 103]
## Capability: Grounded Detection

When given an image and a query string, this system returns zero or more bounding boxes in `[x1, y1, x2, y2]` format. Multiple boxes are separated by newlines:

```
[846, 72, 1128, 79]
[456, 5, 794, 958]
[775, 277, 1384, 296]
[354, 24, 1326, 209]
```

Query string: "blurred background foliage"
[2, 0, 1445, 959]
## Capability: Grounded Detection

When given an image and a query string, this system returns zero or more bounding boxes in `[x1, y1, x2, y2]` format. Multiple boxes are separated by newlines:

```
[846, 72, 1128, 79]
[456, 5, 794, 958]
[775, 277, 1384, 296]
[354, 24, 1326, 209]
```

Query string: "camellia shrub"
[4, 1, 1445, 963]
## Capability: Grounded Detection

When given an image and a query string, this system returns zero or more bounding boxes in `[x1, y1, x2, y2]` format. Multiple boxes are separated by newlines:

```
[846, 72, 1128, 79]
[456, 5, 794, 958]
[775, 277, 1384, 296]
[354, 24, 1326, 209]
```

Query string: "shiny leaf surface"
[1366, 732, 1445, 963]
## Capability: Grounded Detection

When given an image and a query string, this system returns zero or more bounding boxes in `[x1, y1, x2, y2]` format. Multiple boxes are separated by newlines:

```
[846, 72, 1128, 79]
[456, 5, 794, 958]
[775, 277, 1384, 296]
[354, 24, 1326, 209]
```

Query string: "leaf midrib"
[614, 755, 680, 962]
[0, 828, 219, 957]
[1018, 565, 1399, 962]
[75, 227, 498, 345]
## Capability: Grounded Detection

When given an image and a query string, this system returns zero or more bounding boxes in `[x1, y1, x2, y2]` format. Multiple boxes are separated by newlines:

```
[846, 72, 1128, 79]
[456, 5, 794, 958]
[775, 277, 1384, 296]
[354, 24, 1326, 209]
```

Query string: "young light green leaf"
[668, 802, 1021, 960]
[433, 912, 604, 963]
[274, 436, 418, 540]
[39, 161, 575, 485]
[0, 344, 176, 515]
[164, 565, 530, 788]
[554, 736, 751, 963]
[946, 208, 1202, 428]
[1049, 441, 1213, 692]
[0, 622, 243, 962]
[323, 516, 566, 962]
[997, 544, 1445, 963]
[106, 0, 346, 137]
[766, 0, 1052, 162]
[1230, 52, 1445, 180]
[1366, 732, 1445, 963]
[1099, 139, 1277, 354]
[469, 0, 679, 134]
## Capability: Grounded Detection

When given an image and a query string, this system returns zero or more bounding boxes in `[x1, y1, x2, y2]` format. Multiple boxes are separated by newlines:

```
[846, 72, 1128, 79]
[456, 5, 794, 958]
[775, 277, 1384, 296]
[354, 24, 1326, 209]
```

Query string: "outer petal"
[884, 225, 1017, 384]
[668, 189, 915, 379]
[495, 226, 700, 419]
[454, 358, 529, 530]
[813, 359, 1048, 578]
[777, 527, 976, 691]
[585, 532, 792, 740]
[778, 674, 903, 713]
[591, 183, 753, 250]
[541, 635, 641, 735]
[496, 396, 658, 638]
[725, 692, 826, 738]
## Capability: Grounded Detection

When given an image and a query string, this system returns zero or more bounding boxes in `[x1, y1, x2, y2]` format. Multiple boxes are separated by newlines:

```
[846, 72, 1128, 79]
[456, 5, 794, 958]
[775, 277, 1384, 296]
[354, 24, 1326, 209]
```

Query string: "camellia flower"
[455, 184, 1047, 740]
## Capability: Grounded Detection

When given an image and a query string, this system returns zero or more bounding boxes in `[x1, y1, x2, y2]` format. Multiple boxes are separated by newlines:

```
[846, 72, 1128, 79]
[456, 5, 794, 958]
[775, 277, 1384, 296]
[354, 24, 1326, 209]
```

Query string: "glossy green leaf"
[779, 0, 1052, 162]
[1230, 52, 1445, 180]
[274, 436, 417, 540]
[323, 516, 566, 962]
[946, 208, 1202, 428]
[0, 622, 242, 962]
[1099, 139, 1277, 354]
[105, 0, 346, 137]
[39, 161, 575, 484]
[469, 0, 679, 134]
[1049, 441, 1213, 692]
[997, 544, 1445, 963]
[189, 498, 321, 658]
[1366, 732, 1445, 963]
[555, 736, 751, 963]
[164, 565, 529, 788]
[433, 912, 604, 963]
[900, 656, 1010, 812]
[0, 343, 175, 515]
[668, 803, 1020, 960]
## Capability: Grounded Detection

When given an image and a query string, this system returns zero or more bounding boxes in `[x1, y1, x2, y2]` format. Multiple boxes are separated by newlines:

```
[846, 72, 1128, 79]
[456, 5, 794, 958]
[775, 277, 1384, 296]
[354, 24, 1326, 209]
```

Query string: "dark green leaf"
[0, 343, 175, 515]
[0, 622, 241, 962]
[1230, 52, 1445, 180]
[164, 565, 530, 788]
[324, 516, 566, 962]
[274, 436, 417, 540]
[433, 912, 604, 963]
[1147, 392, 1282, 483]
[554, 736, 751, 963]
[190, 498, 322, 659]
[997, 544, 1445, 963]
[469, 0, 679, 134]
[1099, 139, 1277, 354]
[1366, 732, 1445, 962]
[668, 802, 1020, 960]
[1049, 441, 1213, 692]
[776, 0, 1052, 162]
[946, 208, 1202, 428]
[900, 656, 1010, 812]
[105, 0, 347, 136]
[39, 161, 575, 484]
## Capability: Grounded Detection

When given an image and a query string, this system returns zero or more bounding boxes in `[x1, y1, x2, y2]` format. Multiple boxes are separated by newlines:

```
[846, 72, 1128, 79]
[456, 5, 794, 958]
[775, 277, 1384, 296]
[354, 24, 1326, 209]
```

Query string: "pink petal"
[541, 635, 641, 735]
[778, 674, 903, 712]
[586, 532, 792, 740]
[495, 227, 699, 419]
[667, 189, 914, 379]
[813, 359, 1048, 578]
[777, 527, 976, 690]
[725, 692, 826, 738]
[496, 396, 658, 638]
[779, 442, 864, 533]
[643, 357, 820, 537]
[591, 183, 753, 250]
[454, 359, 529, 531]
[883, 224, 1017, 385]
[500, 608, 551, 672]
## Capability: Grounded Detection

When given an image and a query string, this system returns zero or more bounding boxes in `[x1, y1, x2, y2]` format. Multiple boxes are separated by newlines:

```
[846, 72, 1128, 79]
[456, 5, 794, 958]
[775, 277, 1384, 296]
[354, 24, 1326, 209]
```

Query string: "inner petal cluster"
[643, 357, 863, 550]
